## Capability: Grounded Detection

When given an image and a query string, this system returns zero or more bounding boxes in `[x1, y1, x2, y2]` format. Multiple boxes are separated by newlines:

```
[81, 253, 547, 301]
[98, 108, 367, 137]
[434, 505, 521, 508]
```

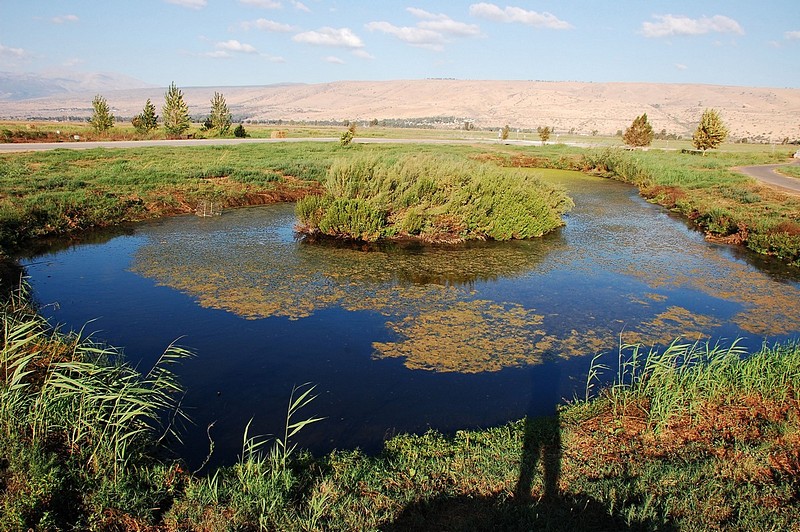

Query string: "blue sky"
[1, 0, 798, 88]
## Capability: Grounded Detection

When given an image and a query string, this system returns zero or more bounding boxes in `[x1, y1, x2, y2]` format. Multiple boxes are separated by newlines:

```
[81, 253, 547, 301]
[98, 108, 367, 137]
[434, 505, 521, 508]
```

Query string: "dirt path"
[735, 160, 800, 195]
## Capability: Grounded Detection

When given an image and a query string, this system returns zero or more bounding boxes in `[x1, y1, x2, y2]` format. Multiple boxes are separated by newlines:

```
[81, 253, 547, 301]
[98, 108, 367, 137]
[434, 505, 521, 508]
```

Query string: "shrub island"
[295, 154, 574, 243]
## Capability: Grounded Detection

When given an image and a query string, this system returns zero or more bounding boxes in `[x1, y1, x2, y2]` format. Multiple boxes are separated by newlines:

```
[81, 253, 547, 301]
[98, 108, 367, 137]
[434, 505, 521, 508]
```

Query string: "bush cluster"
[296, 154, 573, 242]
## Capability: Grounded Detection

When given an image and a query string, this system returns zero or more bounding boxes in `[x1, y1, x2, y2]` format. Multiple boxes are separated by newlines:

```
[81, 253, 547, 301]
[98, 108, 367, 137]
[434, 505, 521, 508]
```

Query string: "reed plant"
[165, 384, 326, 530]
[584, 338, 800, 427]
[0, 284, 191, 528]
[296, 153, 573, 242]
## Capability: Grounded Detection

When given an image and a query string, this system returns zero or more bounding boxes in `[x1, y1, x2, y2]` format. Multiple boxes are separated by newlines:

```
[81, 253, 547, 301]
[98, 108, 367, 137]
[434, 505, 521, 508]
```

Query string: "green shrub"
[296, 153, 572, 242]
[317, 198, 386, 241]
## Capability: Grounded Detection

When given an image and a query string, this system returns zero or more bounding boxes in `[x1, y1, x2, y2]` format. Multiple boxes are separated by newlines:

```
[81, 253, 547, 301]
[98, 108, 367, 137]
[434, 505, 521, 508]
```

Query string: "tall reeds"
[585, 339, 800, 427]
[0, 286, 191, 483]
[296, 153, 573, 242]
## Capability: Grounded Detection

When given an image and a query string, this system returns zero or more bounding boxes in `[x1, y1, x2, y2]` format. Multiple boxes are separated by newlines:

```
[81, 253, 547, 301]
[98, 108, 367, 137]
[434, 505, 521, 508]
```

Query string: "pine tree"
[132, 98, 158, 134]
[692, 109, 729, 153]
[162, 82, 190, 138]
[537, 126, 552, 143]
[623, 113, 654, 147]
[208, 92, 232, 136]
[89, 94, 114, 133]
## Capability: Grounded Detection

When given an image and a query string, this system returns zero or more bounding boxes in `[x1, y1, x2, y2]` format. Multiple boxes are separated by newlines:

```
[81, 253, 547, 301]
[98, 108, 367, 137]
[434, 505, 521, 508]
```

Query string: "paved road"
[735, 160, 800, 194]
[0, 136, 557, 153]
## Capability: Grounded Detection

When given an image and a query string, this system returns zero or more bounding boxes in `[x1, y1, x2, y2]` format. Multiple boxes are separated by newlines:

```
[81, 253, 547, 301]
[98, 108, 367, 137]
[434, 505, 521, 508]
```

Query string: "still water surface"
[19, 170, 800, 467]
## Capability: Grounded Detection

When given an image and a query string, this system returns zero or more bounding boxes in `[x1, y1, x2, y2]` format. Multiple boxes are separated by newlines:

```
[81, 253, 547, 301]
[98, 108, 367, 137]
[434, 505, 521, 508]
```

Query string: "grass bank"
[2, 140, 798, 265]
[2, 290, 798, 530]
[581, 148, 800, 265]
[296, 153, 573, 243]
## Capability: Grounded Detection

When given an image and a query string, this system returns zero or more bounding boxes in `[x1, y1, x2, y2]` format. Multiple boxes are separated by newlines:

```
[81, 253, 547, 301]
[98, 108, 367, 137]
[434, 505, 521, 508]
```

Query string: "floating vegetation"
[126, 168, 800, 374]
[373, 300, 547, 373]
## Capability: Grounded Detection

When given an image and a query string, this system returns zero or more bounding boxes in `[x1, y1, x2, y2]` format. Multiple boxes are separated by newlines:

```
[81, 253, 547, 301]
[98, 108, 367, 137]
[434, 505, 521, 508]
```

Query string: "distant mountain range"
[1, 72, 798, 141]
[0, 71, 154, 101]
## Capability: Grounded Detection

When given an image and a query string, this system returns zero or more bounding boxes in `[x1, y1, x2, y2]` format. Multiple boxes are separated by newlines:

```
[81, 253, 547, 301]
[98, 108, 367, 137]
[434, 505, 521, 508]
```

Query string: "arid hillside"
[1, 79, 798, 141]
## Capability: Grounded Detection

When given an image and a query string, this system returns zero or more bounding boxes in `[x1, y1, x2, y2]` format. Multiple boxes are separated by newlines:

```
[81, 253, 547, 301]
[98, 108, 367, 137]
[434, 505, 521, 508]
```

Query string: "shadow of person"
[380, 363, 677, 531]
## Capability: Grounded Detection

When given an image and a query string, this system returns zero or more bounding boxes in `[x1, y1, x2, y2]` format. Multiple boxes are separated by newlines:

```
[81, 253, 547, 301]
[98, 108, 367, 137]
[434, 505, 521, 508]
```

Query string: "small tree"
[692, 108, 729, 153]
[537, 126, 552, 144]
[208, 91, 231, 136]
[233, 124, 247, 138]
[623, 113, 654, 148]
[340, 122, 356, 146]
[501, 125, 511, 140]
[162, 82, 190, 138]
[132, 98, 158, 134]
[89, 94, 114, 133]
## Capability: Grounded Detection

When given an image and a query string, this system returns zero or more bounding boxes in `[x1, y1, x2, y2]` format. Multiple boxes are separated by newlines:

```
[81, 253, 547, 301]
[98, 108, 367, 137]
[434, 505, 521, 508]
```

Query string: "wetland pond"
[18, 169, 800, 468]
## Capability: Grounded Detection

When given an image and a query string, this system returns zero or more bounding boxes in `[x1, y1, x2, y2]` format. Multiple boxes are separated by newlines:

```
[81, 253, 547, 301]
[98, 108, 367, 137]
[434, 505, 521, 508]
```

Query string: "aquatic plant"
[0, 284, 191, 528]
[296, 153, 573, 242]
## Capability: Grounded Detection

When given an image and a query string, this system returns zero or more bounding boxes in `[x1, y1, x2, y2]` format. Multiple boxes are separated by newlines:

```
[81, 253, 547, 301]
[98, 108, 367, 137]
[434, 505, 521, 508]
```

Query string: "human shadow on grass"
[381, 364, 677, 531]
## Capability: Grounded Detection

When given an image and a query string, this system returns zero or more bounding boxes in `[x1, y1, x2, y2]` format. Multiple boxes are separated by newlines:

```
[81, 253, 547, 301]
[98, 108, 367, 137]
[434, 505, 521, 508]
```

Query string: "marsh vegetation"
[295, 154, 572, 242]
[1, 137, 799, 529]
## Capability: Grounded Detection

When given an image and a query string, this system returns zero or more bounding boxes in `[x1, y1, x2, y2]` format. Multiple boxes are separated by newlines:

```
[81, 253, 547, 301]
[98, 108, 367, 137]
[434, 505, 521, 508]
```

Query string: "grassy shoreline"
[2, 292, 798, 529]
[1, 141, 798, 264]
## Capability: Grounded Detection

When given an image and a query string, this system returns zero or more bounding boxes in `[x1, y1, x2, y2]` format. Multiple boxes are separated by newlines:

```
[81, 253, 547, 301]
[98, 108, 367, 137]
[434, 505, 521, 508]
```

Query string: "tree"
[208, 91, 231, 136]
[622, 113, 654, 148]
[162, 82, 190, 138]
[340, 122, 356, 146]
[233, 124, 247, 138]
[692, 109, 728, 153]
[500, 125, 511, 140]
[537, 126, 552, 144]
[89, 94, 114, 133]
[131, 98, 158, 134]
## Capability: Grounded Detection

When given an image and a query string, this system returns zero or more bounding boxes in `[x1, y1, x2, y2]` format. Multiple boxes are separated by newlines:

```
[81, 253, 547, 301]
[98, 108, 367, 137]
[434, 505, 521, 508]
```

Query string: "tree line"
[89, 83, 245, 138]
[622, 109, 728, 152]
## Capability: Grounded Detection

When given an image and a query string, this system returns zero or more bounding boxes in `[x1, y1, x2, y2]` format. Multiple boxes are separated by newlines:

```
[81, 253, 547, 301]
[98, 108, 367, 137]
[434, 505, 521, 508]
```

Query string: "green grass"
[779, 164, 800, 179]
[296, 153, 573, 242]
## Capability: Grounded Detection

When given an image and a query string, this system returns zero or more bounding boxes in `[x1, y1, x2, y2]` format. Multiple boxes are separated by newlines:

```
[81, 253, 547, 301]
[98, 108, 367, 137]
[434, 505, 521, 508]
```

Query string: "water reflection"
[124, 170, 800, 376]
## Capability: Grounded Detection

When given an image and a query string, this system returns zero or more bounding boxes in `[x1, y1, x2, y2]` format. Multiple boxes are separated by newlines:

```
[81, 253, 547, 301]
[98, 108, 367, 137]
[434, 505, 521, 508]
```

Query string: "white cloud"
[203, 50, 231, 58]
[324, 56, 345, 64]
[468, 3, 572, 30]
[52, 14, 79, 24]
[241, 18, 295, 32]
[675, 63, 688, 70]
[216, 40, 258, 53]
[291, 0, 310, 13]
[0, 43, 26, 59]
[352, 49, 375, 60]
[293, 27, 364, 48]
[640, 15, 744, 38]
[165, 0, 207, 9]
[239, 0, 281, 8]
[366, 21, 446, 51]
[786, 30, 800, 40]
[407, 7, 481, 37]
